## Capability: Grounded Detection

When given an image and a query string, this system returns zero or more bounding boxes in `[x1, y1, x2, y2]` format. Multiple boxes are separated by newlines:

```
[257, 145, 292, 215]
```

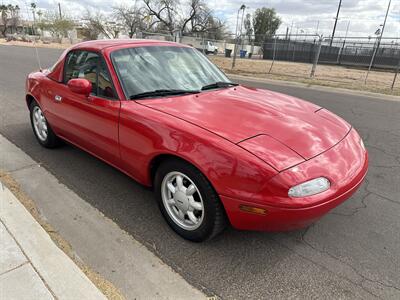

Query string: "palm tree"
[1, 5, 9, 37]
[30, 2, 37, 35]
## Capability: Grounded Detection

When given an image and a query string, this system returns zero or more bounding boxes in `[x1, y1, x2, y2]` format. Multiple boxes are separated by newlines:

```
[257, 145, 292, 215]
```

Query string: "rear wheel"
[29, 101, 61, 148]
[155, 159, 227, 242]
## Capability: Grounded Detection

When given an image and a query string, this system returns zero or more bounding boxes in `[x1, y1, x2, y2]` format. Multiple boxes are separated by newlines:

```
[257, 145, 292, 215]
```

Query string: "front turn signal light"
[239, 205, 268, 215]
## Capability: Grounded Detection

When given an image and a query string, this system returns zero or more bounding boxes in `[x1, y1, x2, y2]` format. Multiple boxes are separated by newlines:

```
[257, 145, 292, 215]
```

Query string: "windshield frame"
[109, 45, 233, 100]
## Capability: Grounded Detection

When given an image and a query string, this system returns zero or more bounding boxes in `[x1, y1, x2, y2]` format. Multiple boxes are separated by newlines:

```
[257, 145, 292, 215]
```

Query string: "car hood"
[138, 86, 351, 167]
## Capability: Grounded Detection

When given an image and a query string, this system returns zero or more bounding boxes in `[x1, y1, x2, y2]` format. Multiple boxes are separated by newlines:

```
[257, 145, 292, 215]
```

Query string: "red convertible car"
[26, 40, 368, 241]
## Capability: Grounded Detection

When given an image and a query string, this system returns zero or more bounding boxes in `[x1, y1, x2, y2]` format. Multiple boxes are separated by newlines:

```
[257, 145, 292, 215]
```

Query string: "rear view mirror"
[67, 78, 92, 96]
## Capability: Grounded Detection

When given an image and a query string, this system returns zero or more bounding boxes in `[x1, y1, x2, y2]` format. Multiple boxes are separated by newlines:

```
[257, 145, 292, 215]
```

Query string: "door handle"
[54, 95, 62, 102]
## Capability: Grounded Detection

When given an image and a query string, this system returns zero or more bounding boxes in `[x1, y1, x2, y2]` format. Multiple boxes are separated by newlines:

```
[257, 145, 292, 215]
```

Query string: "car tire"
[29, 100, 61, 148]
[155, 159, 227, 242]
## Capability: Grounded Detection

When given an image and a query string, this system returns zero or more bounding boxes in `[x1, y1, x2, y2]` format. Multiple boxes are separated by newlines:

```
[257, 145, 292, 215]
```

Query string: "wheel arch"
[26, 94, 36, 109]
[149, 154, 193, 186]
[148, 153, 213, 190]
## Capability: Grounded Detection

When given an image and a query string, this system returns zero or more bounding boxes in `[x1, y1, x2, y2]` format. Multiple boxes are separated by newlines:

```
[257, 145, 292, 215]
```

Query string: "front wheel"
[155, 159, 227, 242]
[30, 101, 61, 148]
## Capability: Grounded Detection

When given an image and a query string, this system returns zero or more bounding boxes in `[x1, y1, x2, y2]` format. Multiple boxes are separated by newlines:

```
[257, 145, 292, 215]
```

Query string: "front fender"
[118, 101, 278, 200]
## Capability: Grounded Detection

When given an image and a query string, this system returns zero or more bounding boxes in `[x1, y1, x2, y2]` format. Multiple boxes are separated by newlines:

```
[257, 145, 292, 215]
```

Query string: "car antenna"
[32, 37, 42, 72]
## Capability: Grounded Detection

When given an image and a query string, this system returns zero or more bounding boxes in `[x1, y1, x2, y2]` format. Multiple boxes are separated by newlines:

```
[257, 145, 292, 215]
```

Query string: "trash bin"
[239, 50, 247, 58]
[225, 49, 232, 57]
[248, 52, 252, 59]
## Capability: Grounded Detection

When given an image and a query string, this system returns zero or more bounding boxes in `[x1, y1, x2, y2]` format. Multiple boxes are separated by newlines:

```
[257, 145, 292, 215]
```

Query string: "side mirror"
[67, 78, 92, 96]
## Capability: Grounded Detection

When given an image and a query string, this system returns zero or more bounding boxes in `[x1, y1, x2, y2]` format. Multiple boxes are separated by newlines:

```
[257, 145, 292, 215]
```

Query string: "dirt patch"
[210, 56, 400, 96]
[0, 170, 125, 300]
[0, 38, 70, 49]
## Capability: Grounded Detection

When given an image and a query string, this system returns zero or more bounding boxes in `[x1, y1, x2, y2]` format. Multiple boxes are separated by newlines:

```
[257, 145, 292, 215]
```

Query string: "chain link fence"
[135, 30, 400, 92]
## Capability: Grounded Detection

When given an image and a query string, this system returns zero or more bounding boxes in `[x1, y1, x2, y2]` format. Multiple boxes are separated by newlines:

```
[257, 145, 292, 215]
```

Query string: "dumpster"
[239, 50, 247, 58]
[225, 49, 232, 57]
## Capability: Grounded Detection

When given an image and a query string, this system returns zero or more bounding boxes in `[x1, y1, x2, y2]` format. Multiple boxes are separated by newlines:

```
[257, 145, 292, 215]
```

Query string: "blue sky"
[8, 0, 400, 38]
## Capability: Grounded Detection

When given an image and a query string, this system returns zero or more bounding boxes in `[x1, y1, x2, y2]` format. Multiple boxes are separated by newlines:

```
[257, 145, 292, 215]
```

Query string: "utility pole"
[330, 0, 342, 46]
[365, 0, 391, 83]
[58, 3, 62, 19]
[239, 6, 246, 51]
[315, 20, 320, 35]
[231, 4, 246, 69]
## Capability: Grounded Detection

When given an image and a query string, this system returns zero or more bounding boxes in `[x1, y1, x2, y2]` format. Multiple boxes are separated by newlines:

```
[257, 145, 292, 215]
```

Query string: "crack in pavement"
[299, 224, 400, 297]
[367, 144, 400, 160]
[330, 178, 373, 217]
[330, 192, 371, 217]
[7, 163, 41, 174]
[268, 228, 380, 298]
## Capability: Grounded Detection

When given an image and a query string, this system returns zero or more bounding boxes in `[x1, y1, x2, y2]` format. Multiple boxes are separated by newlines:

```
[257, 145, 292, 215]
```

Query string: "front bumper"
[220, 128, 368, 231]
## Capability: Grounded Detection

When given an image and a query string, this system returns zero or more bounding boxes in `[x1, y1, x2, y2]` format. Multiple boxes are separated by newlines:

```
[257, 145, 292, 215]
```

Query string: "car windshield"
[111, 46, 232, 99]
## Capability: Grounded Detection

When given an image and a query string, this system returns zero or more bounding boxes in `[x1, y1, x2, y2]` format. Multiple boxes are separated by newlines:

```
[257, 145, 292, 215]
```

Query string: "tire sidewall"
[155, 160, 219, 242]
[29, 101, 57, 147]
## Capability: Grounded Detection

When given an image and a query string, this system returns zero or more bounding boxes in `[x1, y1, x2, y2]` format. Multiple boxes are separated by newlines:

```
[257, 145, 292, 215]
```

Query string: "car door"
[50, 50, 121, 166]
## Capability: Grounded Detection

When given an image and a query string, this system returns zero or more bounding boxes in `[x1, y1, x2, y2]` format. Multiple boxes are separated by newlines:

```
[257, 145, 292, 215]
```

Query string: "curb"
[0, 133, 207, 299]
[0, 181, 107, 300]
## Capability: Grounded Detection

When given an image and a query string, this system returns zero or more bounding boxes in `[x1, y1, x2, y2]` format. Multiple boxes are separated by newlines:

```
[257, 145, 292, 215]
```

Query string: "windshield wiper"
[130, 89, 200, 100]
[201, 81, 238, 91]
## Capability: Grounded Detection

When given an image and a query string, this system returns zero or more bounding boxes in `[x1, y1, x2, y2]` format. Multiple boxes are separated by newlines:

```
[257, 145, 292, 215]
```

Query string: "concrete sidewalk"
[0, 133, 207, 299]
[0, 181, 107, 300]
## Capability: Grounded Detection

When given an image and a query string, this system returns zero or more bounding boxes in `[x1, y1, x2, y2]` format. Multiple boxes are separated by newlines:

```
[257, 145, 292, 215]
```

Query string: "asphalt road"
[1, 45, 400, 299]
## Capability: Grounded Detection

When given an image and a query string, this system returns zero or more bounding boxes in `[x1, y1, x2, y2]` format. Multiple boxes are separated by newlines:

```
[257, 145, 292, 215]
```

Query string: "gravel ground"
[210, 56, 400, 96]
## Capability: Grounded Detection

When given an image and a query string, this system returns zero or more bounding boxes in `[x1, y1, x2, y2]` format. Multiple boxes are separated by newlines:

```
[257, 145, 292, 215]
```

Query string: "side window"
[64, 51, 116, 99]
[98, 59, 116, 99]
[64, 50, 98, 94]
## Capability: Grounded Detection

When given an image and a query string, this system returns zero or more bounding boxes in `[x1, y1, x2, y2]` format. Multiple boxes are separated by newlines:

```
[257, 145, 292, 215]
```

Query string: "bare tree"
[203, 16, 226, 40]
[113, 2, 145, 38]
[187, 0, 212, 33]
[180, 0, 203, 33]
[82, 11, 120, 40]
[142, 0, 223, 36]
[143, 0, 176, 34]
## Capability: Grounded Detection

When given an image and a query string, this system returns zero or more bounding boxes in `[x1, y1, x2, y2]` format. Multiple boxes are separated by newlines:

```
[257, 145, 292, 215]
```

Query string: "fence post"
[231, 36, 239, 69]
[391, 58, 400, 90]
[365, 36, 380, 84]
[292, 42, 296, 61]
[202, 33, 206, 54]
[310, 36, 323, 78]
[269, 37, 277, 74]
[336, 40, 345, 64]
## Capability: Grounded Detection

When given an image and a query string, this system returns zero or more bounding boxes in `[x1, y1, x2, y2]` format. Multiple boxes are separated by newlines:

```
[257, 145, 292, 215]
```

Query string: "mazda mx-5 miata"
[26, 40, 368, 241]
